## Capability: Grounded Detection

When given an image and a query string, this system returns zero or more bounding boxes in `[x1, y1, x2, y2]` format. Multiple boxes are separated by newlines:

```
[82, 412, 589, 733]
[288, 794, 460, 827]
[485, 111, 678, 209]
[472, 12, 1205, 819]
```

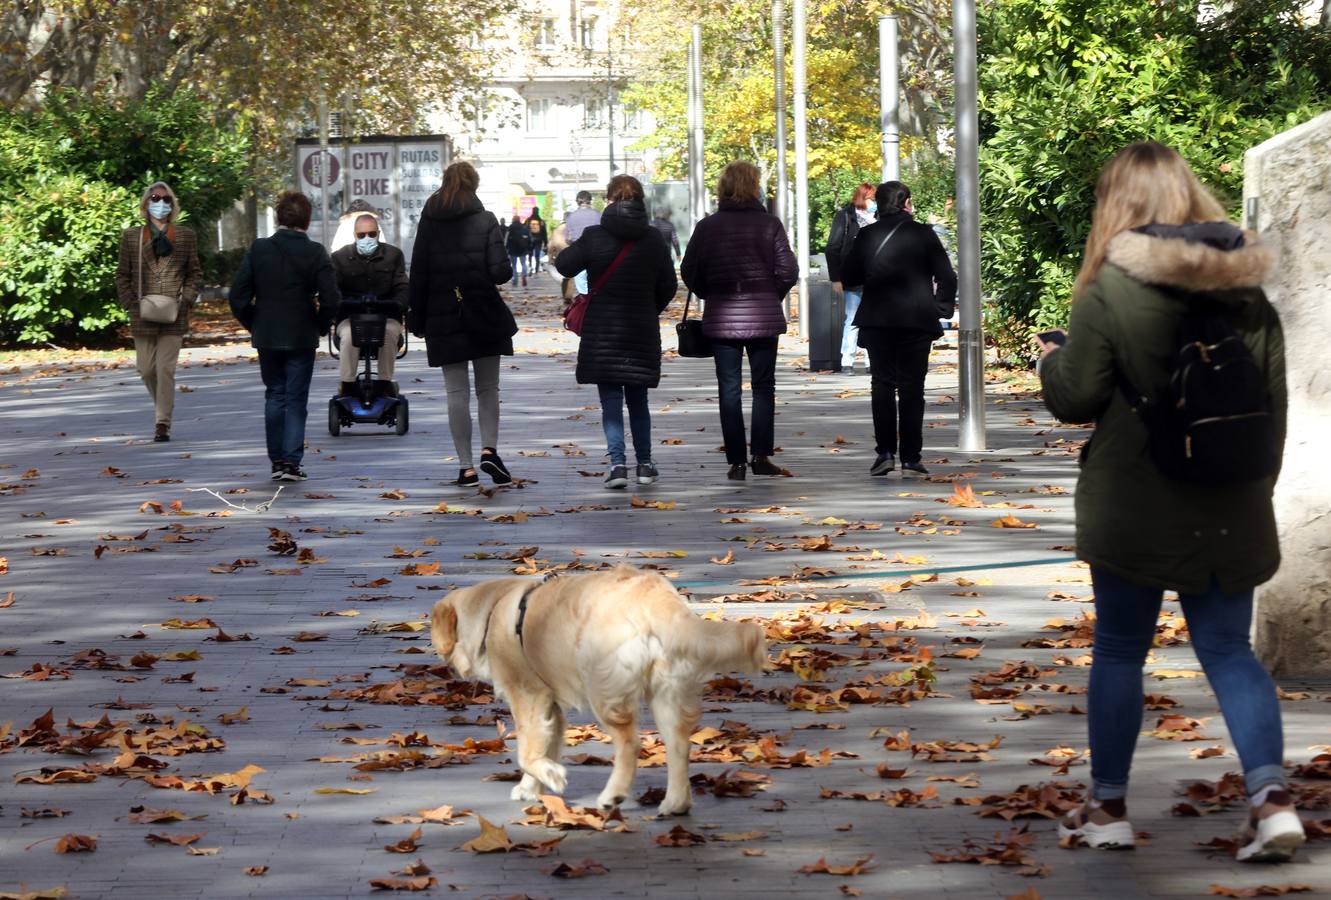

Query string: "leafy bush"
[977, 0, 1331, 362]
[199, 248, 248, 289]
[0, 88, 249, 344]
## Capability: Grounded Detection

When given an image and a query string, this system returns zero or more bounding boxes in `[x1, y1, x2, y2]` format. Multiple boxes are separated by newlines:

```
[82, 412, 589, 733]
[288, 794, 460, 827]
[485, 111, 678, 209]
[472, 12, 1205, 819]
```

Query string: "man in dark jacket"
[330, 212, 409, 396]
[650, 207, 681, 262]
[681, 161, 798, 481]
[841, 180, 957, 477]
[230, 191, 340, 482]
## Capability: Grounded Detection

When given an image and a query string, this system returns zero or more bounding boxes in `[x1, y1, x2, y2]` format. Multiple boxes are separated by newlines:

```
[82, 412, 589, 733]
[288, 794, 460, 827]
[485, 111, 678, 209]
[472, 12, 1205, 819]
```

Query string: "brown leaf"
[368, 877, 437, 892]
[797, 855, 877, 876]
[144, 832, 203, 847]
[384, 827, 423, 853]
[1206, 886, 1312, 898]
[243, 866, 268, 876]
[461, 815, 513, 853]
[548, 859, 610, 878]
[53, 833, 97, 853]
[654, 825, 707, 847]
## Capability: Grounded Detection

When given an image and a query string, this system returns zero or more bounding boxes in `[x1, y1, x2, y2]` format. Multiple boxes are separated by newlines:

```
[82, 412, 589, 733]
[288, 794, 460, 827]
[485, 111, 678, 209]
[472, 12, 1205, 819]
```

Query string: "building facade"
[434, 0, 655, 223]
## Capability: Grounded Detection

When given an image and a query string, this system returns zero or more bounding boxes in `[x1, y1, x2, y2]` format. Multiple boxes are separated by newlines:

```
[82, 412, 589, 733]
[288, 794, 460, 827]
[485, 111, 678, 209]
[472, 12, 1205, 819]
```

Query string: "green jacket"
[229, 229, 340, 351]
[1040, 225, 1286, 594]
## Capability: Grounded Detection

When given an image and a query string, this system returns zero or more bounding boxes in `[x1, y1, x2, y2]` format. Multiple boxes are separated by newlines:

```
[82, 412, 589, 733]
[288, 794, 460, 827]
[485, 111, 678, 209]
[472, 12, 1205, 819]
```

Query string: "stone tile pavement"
[0, 282, 1326, 899]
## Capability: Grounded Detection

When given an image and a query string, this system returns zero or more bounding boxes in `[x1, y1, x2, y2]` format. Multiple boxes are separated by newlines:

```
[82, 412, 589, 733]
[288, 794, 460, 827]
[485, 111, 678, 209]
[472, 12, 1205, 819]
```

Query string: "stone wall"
[1244, 110, 1331, 677]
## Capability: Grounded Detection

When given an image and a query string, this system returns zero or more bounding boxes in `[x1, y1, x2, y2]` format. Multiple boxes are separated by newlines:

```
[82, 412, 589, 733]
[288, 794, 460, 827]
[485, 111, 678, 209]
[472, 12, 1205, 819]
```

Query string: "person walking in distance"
[840, 181, 956, 477]
[408, 161, 518, 487]
[229, 191, 340, 481]
[824, 182, 876, 372]
[556, 175, 677, 489]
[1039, 141, 1299, 862]
[506, 213, 531, 287]
[525, 208, 548, 273]
[681, 161, 798, 481]
[115, 181, 202, 443]
[650, 206, 682, 263]
[563, 189, 602, 295]
[330, 211, 409, 397]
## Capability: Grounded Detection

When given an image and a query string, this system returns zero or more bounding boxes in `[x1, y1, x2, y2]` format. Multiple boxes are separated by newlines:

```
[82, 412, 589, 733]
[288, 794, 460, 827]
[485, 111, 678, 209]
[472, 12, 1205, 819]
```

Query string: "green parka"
[1040, 224, 1286, 594]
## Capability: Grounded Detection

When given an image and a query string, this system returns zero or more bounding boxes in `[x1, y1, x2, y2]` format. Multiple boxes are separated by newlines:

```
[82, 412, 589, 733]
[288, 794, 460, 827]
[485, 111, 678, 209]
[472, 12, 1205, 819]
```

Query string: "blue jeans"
[258, 349, 316, 465]
[712, 336, 778, 466]
[1088, 567, 1286, 802]
[509, 252, 529, 278]
[598, 384, 652, 467]
[840, 288, 863, 368]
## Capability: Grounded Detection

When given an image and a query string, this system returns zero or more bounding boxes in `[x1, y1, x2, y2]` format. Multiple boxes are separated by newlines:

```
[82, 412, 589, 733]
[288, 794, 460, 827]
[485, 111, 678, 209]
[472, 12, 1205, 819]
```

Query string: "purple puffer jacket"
[681, 199, 797, 340]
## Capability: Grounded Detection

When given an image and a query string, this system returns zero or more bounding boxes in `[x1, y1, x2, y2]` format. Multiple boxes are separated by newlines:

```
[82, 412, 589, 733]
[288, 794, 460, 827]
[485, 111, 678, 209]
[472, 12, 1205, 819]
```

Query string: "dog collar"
[514, 581, 542, 647]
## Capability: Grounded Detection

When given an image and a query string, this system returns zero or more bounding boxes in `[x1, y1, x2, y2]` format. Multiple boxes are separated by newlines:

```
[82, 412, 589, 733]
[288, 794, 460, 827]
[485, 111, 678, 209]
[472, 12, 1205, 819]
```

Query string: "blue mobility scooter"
[328, 295, 409, 436]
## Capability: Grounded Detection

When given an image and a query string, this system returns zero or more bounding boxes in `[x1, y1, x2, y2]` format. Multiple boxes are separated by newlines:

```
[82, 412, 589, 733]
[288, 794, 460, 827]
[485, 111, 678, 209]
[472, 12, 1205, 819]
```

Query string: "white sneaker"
[1058, 806, 1135, 850]
[1237, 804, 1306, 863]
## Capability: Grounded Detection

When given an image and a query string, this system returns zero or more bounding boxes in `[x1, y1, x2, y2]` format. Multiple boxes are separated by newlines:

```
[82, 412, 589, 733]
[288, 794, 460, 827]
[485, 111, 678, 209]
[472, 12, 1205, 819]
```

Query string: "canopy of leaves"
[977, 0, 1331, 360]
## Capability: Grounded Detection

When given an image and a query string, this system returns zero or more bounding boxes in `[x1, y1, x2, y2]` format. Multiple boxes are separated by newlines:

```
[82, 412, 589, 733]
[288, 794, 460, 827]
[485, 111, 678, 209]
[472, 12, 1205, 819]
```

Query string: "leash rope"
[674, 555, 1076, 592]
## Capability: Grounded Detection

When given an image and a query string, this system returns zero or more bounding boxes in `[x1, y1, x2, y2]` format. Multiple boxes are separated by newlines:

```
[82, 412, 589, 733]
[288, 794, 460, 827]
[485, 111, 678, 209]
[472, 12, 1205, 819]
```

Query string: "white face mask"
[148, 200, 172, 221]
[356, 236, 379, 256]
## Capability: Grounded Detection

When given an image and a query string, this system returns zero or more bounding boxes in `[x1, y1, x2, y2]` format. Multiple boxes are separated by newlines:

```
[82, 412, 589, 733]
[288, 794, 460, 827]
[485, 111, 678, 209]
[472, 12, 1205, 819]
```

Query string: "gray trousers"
[441, 356, 500, 468]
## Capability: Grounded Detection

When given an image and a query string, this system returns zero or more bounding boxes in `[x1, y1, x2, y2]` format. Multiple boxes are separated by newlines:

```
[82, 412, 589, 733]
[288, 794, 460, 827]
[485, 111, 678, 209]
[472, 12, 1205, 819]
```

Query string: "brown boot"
[153, 423, 170, 443]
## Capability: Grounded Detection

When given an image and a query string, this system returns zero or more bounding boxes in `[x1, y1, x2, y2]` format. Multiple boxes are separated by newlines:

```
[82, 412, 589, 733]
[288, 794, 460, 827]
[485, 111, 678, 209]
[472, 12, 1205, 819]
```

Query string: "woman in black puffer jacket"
[407, 161, 516, 487]
[557, 175, 677, 490]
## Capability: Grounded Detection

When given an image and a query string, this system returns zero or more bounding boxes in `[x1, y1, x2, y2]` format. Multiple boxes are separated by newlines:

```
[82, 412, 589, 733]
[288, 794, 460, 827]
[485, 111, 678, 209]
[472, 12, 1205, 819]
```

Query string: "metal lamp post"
[954, 0, 986, 450]
[792, 0, 810, 335]
[879, 15, 900, 182]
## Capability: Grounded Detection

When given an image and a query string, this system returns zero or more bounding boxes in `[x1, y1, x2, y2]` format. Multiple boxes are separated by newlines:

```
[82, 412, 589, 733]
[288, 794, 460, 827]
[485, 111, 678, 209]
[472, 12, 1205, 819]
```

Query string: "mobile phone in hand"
[1037, 329, 1067, 347]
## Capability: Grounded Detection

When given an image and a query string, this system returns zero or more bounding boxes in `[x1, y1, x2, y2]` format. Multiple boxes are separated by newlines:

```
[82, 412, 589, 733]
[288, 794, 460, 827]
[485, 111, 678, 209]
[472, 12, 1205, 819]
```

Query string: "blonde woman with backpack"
[1039, 141, 1299, 861]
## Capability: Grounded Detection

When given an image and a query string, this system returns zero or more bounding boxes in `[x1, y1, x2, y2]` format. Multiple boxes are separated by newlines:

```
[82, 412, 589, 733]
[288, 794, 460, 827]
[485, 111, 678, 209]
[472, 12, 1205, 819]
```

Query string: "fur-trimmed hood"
[1106, 222, 1274, 296]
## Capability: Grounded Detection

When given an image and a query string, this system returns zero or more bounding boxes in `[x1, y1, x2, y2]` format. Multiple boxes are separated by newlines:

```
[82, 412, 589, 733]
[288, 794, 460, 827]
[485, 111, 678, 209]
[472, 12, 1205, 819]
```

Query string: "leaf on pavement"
[384, 827, 423, 853]
[797, 855, 876, 876]
[144, 832, 203, 846]
[461, 815, 514, 853]
[53, 833, 97, 853]
[548, 859, 609, 878]
[1207, 886, 1312, 898]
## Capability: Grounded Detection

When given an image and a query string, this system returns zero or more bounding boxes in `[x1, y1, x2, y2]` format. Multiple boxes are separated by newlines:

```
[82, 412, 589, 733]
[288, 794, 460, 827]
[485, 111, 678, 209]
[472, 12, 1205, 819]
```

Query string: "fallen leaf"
[54, 834, 97, 854]
[461, 815, 513, 853]
[797, 855, 876, 876]
[244, 866, 268, 876]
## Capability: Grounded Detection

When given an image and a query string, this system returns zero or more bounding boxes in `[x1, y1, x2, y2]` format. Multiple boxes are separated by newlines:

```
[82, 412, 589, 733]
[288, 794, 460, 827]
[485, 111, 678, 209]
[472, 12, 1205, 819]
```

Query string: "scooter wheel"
[328, 398, 341, 437]
[394, 397, 409, 436]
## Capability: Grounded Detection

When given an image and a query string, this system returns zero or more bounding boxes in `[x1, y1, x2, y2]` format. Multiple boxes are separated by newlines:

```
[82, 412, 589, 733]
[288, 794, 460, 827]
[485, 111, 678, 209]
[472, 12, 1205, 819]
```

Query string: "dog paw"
[532, 759, 568, 794]
[510, 776, 541, 802]
[657, 793, 692, 817]
[596, 788, 628, 812]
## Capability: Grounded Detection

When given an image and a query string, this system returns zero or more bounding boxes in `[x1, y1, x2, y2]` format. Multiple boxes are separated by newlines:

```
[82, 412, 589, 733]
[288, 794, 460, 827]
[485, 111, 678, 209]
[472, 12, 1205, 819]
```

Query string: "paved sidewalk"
[1, 282, 1326, 900]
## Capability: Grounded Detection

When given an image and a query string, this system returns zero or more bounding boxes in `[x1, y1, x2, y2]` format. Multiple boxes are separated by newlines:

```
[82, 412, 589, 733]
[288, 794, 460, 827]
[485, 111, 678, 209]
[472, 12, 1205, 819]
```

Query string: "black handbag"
[675, 292, 713, 358]
[456, 286, 518, 340]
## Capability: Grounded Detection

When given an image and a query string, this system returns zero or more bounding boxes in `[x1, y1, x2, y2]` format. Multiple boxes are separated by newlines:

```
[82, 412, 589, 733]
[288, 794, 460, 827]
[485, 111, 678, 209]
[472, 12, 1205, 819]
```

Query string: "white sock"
[1249, 784, 1280, 808]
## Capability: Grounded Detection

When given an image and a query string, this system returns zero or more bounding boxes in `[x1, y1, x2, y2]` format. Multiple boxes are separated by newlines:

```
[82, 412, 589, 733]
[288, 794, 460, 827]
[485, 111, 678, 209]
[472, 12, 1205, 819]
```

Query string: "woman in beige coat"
[115, 181, 202, 442]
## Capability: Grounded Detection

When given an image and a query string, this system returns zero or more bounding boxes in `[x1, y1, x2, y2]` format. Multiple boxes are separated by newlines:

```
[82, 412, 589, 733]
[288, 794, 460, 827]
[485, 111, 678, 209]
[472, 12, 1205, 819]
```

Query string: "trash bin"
[805, 254, 844, 372]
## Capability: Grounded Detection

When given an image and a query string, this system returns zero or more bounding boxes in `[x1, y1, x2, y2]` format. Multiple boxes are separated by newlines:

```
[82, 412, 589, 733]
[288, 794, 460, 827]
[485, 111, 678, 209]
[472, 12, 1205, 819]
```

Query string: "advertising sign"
[295, 135, 451, 267]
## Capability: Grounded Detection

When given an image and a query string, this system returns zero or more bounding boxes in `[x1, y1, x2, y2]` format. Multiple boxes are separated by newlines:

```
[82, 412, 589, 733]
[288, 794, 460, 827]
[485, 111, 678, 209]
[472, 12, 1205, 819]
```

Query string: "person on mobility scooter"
[329, 212, 410, 435]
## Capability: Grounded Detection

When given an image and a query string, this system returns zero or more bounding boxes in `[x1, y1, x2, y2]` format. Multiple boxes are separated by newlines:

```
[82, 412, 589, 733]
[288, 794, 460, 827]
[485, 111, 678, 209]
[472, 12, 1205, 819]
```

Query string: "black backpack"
[1117, 299, 1278, 484]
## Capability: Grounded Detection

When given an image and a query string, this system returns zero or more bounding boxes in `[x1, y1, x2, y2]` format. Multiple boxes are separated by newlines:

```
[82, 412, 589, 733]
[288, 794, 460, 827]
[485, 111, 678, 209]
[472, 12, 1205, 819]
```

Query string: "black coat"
[229, 229, 340, 351]
[505, 221, 531, 255]
[556, 199, 677, 387]
[330, 242, 409, 320]
[680, 199, 796, 340]
[525, 215, 548, 247]
[841, 211, 958, 339]
[823, 203, 864, 285]
[407, 193, 514, 367]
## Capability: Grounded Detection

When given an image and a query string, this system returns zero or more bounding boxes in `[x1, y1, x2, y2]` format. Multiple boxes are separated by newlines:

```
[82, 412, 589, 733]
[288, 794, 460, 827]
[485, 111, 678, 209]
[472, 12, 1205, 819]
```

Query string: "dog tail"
[665, 614, 766, 675]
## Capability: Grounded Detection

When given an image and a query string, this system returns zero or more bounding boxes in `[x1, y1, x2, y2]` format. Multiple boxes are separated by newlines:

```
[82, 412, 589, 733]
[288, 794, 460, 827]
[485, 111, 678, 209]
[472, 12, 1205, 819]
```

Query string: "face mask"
[865, 201, 878, 215]
[148, 200, 172, 221]
[356, 236, 379, 256]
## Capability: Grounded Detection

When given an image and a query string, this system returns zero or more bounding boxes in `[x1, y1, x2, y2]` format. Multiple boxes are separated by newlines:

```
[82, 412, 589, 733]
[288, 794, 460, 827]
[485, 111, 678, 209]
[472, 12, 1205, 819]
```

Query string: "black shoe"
[750, 456, 791, 477]
[456, 468, 479, 486]
[279, 463, 308, 482]
[373, 380, 397, 398]
[271, 462, 286, 481]
[339, 382, 356, 397]
[901, 461, 929, 475]
[153, 424, 170, 442]
[604, 465, 629, 490]
[870, 453, 895, 476]
[479, 449, 513, 485]
[636, 461, 659, 485]
[727, 463, 747, 481]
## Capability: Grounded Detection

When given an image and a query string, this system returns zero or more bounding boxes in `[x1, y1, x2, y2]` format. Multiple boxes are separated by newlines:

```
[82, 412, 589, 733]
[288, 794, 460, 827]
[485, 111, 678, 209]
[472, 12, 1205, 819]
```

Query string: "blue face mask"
[865, 201, 878, 215]
[356, 236, 379, 256]
[148, 200, 172, 221]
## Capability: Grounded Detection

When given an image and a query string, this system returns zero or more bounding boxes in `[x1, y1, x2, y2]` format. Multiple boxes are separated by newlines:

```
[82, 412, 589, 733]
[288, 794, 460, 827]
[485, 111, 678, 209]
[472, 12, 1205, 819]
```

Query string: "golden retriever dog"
[430, 566, 766, 815]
